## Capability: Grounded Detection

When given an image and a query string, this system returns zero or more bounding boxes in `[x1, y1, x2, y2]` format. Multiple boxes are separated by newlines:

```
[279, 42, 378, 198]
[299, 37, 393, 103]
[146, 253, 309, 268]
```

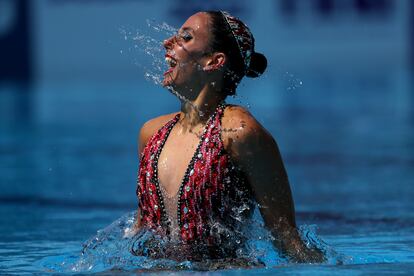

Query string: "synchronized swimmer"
[128, 10, 325, 264]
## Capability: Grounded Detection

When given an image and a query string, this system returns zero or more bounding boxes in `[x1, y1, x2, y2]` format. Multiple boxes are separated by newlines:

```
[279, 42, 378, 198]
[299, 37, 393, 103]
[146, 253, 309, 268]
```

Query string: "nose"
[163, 35, 175, 50]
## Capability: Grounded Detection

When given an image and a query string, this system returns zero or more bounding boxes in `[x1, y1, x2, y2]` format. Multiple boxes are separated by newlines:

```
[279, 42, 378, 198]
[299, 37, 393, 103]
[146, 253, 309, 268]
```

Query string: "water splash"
[298, 224, 349, 265]
[39, 205, 345, 273]
[283, 70, 303, 91]
[119, 20, 176, 86]
[145, 19, 177, 34]
[230, 93, 252, 109]
[119, 20, 208, 117]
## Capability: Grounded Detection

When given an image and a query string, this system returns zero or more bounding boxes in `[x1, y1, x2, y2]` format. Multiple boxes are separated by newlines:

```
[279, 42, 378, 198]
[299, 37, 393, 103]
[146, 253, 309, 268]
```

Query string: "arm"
[226, 111, 325, 263]
[125, 125, 148, 238]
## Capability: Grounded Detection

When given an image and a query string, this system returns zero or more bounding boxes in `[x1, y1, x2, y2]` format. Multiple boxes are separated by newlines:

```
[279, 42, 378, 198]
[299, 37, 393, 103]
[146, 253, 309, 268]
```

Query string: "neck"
[178, 85, 225, 131]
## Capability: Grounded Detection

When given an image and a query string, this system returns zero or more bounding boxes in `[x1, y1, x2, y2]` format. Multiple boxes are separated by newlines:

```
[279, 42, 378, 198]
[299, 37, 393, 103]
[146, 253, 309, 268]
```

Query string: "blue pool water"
[1, 69, 414, 274]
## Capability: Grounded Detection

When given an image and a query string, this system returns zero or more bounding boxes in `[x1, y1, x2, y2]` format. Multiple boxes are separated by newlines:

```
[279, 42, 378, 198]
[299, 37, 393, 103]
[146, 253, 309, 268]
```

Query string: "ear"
[203, 52, 226, 72]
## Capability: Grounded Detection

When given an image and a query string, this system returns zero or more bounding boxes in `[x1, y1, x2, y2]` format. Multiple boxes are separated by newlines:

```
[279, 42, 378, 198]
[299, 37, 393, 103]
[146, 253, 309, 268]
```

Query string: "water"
[119, 20, 177, 87]
[33, 209, 345, 273]
[1, 19, 414, 274]
[1, 72, 413, 274]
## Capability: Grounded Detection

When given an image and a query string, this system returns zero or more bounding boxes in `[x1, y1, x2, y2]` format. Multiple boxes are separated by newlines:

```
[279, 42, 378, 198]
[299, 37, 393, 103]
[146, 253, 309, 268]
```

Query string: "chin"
[162, 73, 176, 86]
[162, 79, 176, 91]
[162, 77, 171, 87]
[162, 81, 176, 89]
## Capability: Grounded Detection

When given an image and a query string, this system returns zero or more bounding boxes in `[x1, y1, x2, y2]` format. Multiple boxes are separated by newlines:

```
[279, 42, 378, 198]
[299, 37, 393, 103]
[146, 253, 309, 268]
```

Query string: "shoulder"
[222, 104, 275, 149]
[140, 112, 179, 136]
[222, 104, 287, 178]
[138, 112, 180, 153]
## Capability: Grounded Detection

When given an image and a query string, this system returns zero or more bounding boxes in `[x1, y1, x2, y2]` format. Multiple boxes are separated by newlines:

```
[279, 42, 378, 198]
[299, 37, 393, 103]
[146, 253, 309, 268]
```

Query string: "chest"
[157, 126, 205, 197]
[137, 111, 254, 238]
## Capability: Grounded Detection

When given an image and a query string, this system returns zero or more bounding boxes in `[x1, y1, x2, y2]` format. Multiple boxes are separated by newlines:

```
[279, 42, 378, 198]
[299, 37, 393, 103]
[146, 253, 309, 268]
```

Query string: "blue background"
[1, 0, 413, 274]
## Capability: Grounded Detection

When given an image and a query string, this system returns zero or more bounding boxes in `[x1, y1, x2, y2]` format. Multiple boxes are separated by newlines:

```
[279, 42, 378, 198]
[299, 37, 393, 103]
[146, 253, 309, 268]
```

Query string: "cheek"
[174, 49, 207, 77]
[178, 58, 202, 75]
[176, 45, 205, 68]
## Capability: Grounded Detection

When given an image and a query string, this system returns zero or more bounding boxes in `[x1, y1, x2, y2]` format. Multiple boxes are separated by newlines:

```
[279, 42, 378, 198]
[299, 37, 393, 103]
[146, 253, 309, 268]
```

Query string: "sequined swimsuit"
[136, 102, 253, 258]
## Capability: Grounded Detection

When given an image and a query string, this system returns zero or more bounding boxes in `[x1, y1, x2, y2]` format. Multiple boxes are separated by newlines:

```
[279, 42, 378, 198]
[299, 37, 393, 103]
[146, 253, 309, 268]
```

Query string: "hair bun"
[246, 52, 267, 78]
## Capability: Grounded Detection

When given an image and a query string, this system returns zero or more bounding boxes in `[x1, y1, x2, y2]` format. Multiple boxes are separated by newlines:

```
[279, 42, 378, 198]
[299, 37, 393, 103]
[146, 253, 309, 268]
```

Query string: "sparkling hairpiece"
[220, 11, 254, 72]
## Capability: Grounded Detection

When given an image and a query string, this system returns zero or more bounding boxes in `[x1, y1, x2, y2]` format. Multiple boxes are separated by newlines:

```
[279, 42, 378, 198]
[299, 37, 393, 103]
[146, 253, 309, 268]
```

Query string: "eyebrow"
[180, 27, 194, 33]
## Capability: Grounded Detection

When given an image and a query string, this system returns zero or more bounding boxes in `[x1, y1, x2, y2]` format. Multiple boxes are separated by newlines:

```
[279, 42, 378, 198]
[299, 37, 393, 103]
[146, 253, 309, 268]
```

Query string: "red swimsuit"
[136, 102, 253, 258]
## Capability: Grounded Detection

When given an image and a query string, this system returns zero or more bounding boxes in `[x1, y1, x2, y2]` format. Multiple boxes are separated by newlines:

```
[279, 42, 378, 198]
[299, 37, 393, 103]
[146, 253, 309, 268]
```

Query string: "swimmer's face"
[162, 12, 215, 96]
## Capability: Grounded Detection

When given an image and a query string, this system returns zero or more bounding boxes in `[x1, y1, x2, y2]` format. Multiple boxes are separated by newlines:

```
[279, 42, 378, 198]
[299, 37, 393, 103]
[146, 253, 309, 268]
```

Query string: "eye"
[176, 31, 192, 42]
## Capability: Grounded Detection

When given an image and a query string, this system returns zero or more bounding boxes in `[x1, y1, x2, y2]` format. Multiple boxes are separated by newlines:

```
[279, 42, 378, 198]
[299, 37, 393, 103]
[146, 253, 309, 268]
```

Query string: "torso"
[136, 102, 255, 259]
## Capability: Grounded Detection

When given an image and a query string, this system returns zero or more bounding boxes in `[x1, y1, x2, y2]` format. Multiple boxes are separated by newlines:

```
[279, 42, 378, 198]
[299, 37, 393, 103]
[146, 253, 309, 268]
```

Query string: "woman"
[129, 10, 324, 264]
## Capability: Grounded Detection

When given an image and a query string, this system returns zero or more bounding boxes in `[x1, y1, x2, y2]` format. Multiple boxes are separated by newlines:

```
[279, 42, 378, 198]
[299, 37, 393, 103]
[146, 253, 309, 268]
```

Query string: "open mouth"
[164, 55, 177, 76]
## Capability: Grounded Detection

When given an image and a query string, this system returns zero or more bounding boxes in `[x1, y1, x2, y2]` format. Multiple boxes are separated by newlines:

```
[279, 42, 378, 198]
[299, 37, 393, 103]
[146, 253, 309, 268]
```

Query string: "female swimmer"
[129, 11, 325, 264]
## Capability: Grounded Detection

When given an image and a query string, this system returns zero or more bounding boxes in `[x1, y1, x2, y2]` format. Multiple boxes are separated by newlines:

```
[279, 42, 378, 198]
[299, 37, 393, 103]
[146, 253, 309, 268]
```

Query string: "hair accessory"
[220, 11, 254, 73]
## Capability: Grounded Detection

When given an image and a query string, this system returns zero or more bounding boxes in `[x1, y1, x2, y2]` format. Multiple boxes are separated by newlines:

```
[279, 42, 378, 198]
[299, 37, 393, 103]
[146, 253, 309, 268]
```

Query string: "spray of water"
[283, 70, 303, 91]
[119, 21, 171, 87]
[39, 206, 347, 273]
[119, 19, 258, 119]
[119, 20, 206, 116]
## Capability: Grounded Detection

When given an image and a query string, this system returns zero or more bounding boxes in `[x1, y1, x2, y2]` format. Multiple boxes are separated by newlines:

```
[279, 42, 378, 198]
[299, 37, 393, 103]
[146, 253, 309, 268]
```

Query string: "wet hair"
[205, 11, 267, 96]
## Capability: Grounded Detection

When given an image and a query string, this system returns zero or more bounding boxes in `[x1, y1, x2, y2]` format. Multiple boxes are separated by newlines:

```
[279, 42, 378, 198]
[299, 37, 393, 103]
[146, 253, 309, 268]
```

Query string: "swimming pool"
[1, 73, 413, 274]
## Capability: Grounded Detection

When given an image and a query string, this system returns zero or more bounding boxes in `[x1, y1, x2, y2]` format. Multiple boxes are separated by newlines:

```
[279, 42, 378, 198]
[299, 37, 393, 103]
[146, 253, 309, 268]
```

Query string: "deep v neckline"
[152, 102, 225, 224]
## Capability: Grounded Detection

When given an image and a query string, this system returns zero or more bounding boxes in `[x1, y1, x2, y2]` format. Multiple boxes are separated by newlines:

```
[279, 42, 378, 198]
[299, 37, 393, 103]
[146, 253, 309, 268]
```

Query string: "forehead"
[180, 12, 211, 38]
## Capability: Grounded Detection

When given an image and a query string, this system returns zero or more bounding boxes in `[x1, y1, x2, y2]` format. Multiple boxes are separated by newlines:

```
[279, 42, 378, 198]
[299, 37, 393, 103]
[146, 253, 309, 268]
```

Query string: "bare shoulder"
[222, 104, 274, 147]
[138, 111, 180, 154]
[222, 105, 287, 178]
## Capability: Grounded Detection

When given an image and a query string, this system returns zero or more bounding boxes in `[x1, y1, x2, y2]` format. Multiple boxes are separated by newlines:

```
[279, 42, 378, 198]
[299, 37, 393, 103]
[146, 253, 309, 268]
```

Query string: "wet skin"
[132, 12, 325, 263]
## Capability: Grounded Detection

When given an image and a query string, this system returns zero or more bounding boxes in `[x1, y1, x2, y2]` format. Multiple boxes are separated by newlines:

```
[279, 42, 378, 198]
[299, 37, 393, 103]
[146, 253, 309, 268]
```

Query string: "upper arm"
[224, 108, 296, 229]
[223, 107, 325, 262]
[138, 120, 155, 156]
